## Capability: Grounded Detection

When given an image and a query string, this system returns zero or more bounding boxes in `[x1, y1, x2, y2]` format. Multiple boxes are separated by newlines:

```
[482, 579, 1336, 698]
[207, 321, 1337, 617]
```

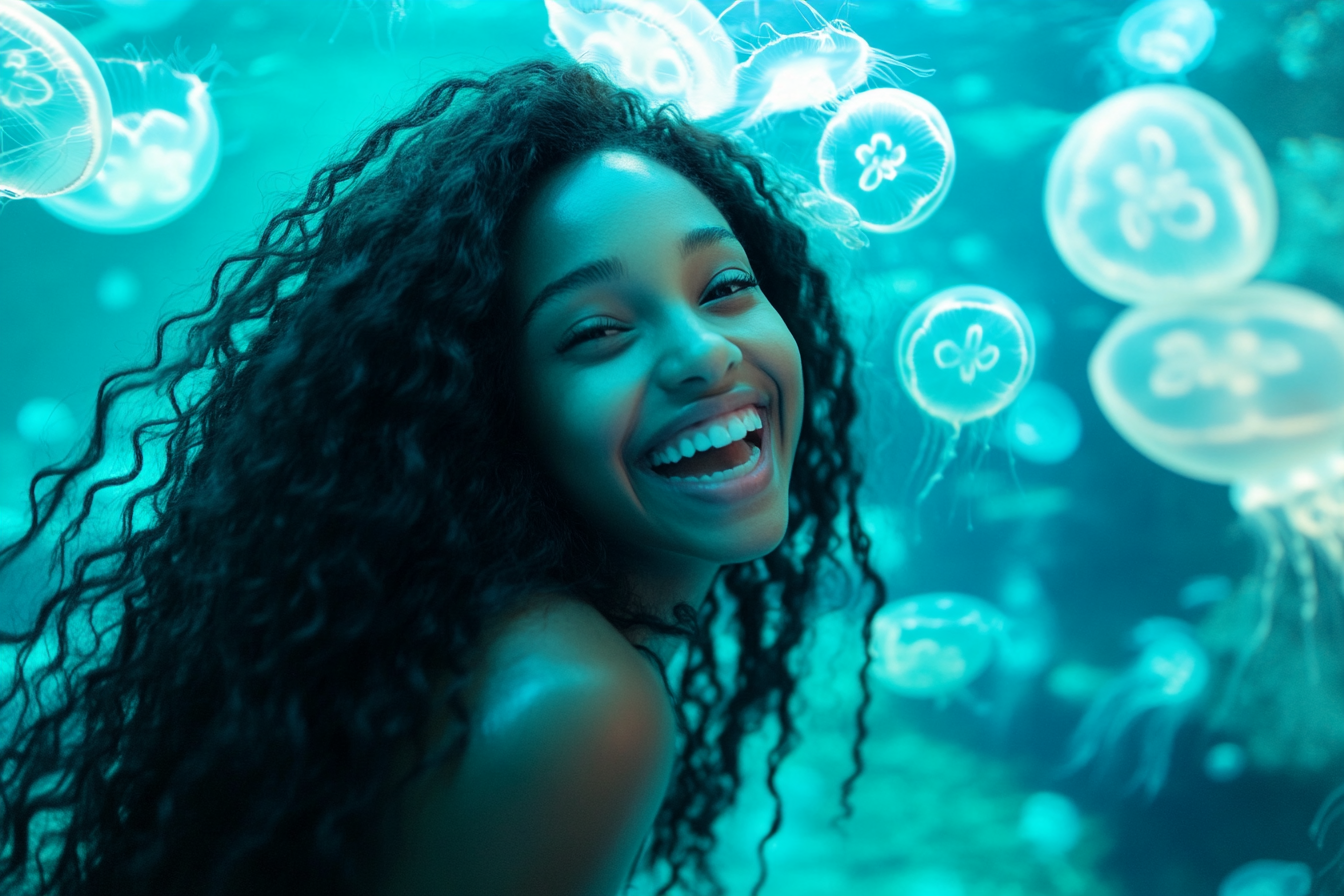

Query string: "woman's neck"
[617, 551, 718, 667]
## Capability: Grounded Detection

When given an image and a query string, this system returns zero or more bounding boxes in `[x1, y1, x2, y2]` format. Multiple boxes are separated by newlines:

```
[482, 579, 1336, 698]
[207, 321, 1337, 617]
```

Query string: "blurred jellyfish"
[1063, 617, 1209, 798]
[93, 0, 197, 31]
[545, 0, 736, 119]
[1018, 791, 1081, 859]
[1218, 860, 1312, 896]
[1179, 573, 1233, 609]
[1007, 381, 1082, 465]
[1090, 283, 1344, 485]
[990, 562, 1056, 738]
[96, 266, 141, 311]
[1204, 741, 1248, 782]
[0, 0, 112, 198]
[39, 53, 220, 233]
[897, 285, 1035, 501]
[16, 397, 77, 447]
[1045, 85, 1276, 304]
[1117, 0, 1217, 77]
[817, 87, 954, 233]
[869, 593, 1005, 698]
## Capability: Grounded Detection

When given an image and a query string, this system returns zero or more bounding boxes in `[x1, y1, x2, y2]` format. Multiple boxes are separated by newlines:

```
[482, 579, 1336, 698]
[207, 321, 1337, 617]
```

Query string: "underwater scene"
[1, 0, 1343, 893]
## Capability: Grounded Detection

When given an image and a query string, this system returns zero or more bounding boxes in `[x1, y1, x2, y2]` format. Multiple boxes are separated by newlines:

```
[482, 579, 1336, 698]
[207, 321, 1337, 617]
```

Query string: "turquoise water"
[1, 1, 1341, 893]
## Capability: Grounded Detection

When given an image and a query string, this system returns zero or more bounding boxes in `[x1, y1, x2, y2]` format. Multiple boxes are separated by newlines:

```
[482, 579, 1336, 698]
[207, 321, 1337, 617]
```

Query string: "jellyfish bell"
[733, 21, 899, 128]
[817, 87, 954, 233]
[1006, 381, 1082, 465]
[544, 0, 736, 119]
[1117, 0, 1217, 77]
[1045, 85, 1276, 305]
[0, 0, 112, 198]
[869, 592, 1005, 698]
[899, 285, 1035, 426]
[1217, 860, 1312, 896]
[1089, 282, 1344, 485]
[1063, 617, 1208, 797]
[38, 54, 220, 233]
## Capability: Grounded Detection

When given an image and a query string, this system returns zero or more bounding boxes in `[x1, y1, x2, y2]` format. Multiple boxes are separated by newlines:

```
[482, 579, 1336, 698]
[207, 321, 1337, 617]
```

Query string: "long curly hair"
[0, 59, 886, 895]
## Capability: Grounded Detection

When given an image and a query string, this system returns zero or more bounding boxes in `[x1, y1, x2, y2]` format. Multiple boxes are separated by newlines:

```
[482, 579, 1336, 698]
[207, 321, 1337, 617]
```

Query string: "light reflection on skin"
[508, 150, 805, 655]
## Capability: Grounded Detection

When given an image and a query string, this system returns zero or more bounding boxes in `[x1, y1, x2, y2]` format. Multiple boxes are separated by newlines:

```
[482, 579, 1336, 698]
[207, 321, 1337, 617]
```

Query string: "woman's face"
[509, 150, 804, 574]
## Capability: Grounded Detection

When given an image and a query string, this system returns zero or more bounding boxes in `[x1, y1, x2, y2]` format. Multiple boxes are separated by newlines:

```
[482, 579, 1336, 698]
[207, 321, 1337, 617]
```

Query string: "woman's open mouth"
[640, 405, 773, 500]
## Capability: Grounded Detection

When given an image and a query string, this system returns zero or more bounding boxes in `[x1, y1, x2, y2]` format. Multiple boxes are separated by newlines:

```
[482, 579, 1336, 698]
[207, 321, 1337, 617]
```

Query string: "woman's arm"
[376, 600, 676, 896]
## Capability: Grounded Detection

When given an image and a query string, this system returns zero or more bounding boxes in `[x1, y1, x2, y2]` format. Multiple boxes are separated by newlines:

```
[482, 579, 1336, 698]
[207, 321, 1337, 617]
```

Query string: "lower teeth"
[665, 445, 761, 483]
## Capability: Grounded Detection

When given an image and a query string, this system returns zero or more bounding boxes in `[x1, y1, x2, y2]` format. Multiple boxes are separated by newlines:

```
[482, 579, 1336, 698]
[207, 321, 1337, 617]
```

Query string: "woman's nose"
[654, 316, 743, 391]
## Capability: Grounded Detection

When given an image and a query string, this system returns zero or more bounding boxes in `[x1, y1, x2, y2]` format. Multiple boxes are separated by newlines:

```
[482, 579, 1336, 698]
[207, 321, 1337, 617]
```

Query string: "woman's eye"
[703, 273, 759, 303]
[560, 319, 625, 350]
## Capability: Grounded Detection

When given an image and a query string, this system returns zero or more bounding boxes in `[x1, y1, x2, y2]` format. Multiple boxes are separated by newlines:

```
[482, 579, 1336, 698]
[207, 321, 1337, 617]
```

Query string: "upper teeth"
[649, 407, 763, 467]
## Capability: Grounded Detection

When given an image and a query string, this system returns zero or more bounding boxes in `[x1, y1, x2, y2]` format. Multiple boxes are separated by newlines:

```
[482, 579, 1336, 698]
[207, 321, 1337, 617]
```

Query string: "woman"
[0, 60, 884, 895]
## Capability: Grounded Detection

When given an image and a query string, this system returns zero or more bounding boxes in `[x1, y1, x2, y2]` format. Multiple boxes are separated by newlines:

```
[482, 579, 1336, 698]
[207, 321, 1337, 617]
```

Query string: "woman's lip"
[637, 406, 774, 503]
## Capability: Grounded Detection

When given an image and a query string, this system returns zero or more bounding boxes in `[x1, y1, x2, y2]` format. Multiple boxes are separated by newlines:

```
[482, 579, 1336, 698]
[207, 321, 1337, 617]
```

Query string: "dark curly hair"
[0, 59, 886, 895]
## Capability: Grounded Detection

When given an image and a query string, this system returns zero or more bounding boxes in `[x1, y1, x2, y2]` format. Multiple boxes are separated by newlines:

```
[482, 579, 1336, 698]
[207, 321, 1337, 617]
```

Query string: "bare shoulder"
[375, 597, 676, 896]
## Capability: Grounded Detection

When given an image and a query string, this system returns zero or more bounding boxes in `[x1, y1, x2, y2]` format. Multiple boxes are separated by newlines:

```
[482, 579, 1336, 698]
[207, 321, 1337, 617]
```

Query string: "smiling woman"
[0, 60, 883, 896]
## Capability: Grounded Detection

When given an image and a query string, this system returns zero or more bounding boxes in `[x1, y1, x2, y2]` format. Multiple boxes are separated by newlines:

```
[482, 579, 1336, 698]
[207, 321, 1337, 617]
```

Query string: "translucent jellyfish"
[897, 285, 1035, 501]
[1006, 381, 1082, 465]
[1218, 861, 1311, 896]
[92, 0, 198, 32]
[817, 87, 954, 233]
[544, 0, 736, 119]
[1017, 792, 1081, 859]
[1204, 741, 1248, 782]
[869, 593, 1005, 698]
[39, 55, 220, 233]
[1062, 617, 1209, 798]
[1045, 85, 1277, 304]
[1116, 0, 1217, 76]
[1090, 282, 1344, 485]
[0, 0, 112, 198]
[731, 21, 918, 128]
[16, 397, 77, 446]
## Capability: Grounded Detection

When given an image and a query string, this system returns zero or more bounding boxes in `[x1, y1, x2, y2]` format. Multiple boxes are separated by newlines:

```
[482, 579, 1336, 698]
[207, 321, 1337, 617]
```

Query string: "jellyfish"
[1006, 381, 1082, 465]
[0, 0, 112, 198]
[896, 285, 1035, 502]
[817, 87, 954, 233]
[93, 0, 197, 31]
[1045, 85, 1277, 305]
[731, 20, 917, 128]
[1218, 861, 1312, 896]
[544, 0, 736, 120]
[1204, 741, 1248, 782]
[869, 593, 1005, 698]
[38, 54, 220, 233]
[990, 562, 1056, 738]
[1116, 0, 1217, 77]
[1017, 791, 1081, 859]
[1062, 617, 1209, 798]
[1178, 573, 1233, 609]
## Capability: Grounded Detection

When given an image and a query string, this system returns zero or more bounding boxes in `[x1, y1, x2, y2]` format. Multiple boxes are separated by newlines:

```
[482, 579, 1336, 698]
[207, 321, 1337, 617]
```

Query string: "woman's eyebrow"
[679, 225, 740, 257]
[522, 256, 626, 328]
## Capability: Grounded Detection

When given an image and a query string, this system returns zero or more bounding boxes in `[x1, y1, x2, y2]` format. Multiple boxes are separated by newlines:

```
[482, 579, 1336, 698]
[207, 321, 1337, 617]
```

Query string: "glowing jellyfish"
[1204, 741, 1248, 782]
[1218, 861, 1312, 896]
[869, 593, 1005, 698]
[92, 0, 197, 32]
[1117, 0, 1216, 76]
[1045, 85, 1276, 304]
[544, 0, 736, 119]
[733, 21, 899, 127]
[1007, 381, 1082, 465]
[1018, 792, 1081, 859]
[897, 285, 1035, 501]
[39, 55, 220, 233]
[817, 87, 954, 233]
[1062, 617, 1209, 798]
[1089, 282, 1344, 485]
[0, 0, 112, 198]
